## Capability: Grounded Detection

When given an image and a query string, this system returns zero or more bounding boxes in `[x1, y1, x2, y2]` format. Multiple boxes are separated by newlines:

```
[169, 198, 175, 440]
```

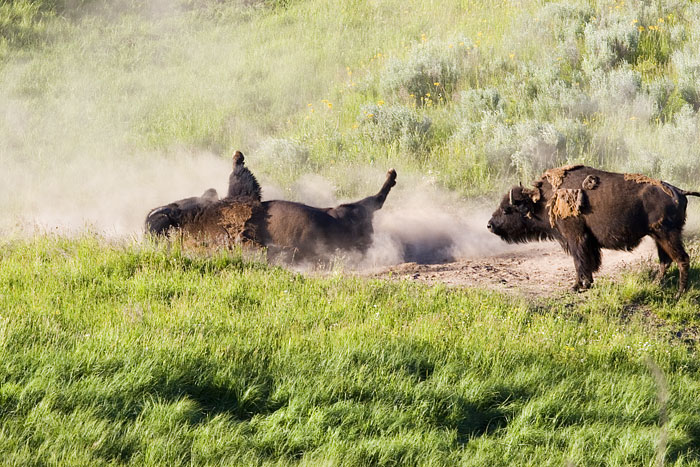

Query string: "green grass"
[0, 236, 699, 465]
[3, 0, 700, 463]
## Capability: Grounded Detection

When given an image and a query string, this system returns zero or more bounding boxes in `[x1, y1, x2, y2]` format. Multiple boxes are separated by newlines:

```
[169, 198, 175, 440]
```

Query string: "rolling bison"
[145, 187, 219, 236]
[145, 152, 397, 262]
[488, 165, 700, 296]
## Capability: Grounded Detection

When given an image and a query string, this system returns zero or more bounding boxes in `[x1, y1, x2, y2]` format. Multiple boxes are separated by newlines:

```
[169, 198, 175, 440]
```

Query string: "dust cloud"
[0, 149, 231, 237]
[362, 177, 514, 268]
[269, 170, 515, 270]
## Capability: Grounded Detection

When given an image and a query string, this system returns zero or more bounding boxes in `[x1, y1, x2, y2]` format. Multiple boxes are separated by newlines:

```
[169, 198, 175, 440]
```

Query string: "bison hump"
[623, 173, 674, 198]
[541, 164, 584, 189]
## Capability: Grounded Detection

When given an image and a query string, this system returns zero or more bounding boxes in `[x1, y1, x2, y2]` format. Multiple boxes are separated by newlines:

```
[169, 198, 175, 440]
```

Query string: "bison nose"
[487, 221, 494, 232]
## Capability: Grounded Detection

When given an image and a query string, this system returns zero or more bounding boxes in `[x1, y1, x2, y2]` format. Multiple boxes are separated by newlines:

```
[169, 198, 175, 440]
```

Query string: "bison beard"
[145, 152, 397, 262]
[488, 166, 700, 297]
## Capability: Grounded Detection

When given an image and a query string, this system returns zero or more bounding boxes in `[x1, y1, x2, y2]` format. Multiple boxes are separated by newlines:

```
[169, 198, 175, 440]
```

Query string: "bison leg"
[356, 169, 397, 212]
[653, 230, 690, 298]
[566, 231, 601, 292]
[654, 241, 673, 284]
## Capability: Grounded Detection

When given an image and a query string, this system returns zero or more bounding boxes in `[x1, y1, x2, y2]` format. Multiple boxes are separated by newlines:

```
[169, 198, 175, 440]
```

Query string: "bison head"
[487, 184, 552, 243]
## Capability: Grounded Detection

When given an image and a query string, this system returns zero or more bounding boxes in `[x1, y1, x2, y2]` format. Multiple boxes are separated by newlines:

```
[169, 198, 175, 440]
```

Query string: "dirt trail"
[365, 238, 658, 297]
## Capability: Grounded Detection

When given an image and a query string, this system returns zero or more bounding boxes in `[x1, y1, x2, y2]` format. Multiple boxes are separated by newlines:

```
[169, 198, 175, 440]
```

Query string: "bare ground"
[365, 237, 659, 297]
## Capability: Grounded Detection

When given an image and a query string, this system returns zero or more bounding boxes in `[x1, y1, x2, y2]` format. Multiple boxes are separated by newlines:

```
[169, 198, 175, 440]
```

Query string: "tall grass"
[0, 236, 698, 464]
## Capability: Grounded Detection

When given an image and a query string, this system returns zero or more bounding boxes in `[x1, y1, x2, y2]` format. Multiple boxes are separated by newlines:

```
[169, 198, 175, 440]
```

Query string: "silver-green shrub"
[582, 16, 638, 75]
[510, 121, 566, 180]
[381, 37, 475, 105]
[254, 137, 309, 169]
[358, 103, 432, 155]
[672, 48, 700, 110]
[455, 88, 503, 122]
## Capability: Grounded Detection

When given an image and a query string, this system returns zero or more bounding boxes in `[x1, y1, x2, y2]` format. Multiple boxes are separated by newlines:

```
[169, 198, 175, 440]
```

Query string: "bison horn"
[509, 188, 514, 205]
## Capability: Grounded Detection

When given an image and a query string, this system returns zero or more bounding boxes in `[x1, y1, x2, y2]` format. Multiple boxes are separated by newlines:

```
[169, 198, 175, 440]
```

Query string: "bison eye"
[503, 206, 514, 214]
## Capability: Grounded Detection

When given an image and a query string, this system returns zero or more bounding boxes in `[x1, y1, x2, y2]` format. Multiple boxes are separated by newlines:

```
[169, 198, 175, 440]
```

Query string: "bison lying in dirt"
[145, 152, 397, 262]
[145, 188, 219, 236]
[488, 165, 700, 296]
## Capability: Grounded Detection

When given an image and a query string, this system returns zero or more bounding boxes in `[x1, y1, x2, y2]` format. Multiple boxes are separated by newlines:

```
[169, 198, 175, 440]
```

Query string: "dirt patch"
[547, 188, 584, 227]
[542, 164, 583, 189]
[582, 175, 599, 190]
[366, 238, 658, 297]
[624, 173, 674, 198]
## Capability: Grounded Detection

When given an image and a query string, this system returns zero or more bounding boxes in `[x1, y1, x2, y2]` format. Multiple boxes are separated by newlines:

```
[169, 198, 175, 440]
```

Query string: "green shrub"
[254, 137, 310, 169]
[358, 103, 432, 156]
[582, 16, 639, 75]
[381, 37, 475, 106]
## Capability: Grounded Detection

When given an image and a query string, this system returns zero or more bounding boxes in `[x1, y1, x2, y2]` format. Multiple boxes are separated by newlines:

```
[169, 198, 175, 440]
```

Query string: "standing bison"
[488, 165, 700, 296]
[145, 152, 397, 262]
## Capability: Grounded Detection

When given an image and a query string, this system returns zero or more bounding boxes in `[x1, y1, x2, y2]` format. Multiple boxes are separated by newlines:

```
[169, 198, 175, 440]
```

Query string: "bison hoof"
[572, 280, 592, 293]
[673, 288, 686, 300]
[387, 169, 397, 182]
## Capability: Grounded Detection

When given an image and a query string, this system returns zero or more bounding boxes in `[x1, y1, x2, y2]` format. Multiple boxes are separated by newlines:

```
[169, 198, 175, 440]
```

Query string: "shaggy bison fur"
[145, 152, 397, 262]
[487, 165, 700, 296]
[145, 188, 219, 236]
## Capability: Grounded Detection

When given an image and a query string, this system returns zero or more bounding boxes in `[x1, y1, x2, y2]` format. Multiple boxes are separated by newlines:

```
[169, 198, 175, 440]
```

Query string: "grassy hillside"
[3, 0, 700, 210]
[2, 0, 700, 464]
[0, 236, 698, 465]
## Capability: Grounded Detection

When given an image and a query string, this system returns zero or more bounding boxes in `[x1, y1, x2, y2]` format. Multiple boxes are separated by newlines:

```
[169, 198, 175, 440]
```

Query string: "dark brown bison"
[487, 165, 700, 296]
[145, 152, 397, 262]
[145, 188, 219, 235]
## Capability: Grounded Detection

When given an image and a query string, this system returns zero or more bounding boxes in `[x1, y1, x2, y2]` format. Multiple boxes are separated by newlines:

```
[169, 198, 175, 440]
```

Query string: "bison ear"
[523, 187, 541, 203]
